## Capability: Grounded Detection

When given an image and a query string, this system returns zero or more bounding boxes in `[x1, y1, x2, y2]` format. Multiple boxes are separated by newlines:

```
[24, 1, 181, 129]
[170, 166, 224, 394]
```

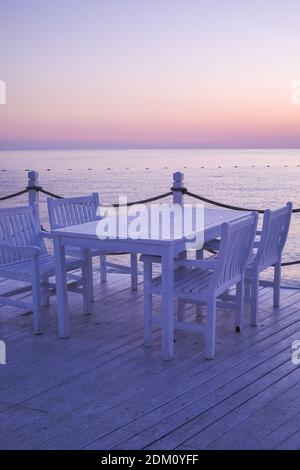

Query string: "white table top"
[51, 206, 248, 246]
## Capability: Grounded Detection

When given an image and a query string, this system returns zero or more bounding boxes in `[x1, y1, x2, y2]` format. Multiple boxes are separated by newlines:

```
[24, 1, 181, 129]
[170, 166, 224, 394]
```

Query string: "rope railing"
[3, 184, 299, 214]
[26, 185, 172, 205]
[182, 189, 300, 266]
[1, 182, 300, 267]
[186, 190, 265, 214]
[0, 188, 29, 201]
[112, 191, 173, 207]
[28, 186, 64, 199]
[24, 186, 173, 207]
[280, 260, 300, 266]
[184, 190, 300, 214]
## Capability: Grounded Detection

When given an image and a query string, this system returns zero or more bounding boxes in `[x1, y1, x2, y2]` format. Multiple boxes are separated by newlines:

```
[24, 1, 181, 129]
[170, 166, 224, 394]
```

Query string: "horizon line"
[1, 145, 300, 152]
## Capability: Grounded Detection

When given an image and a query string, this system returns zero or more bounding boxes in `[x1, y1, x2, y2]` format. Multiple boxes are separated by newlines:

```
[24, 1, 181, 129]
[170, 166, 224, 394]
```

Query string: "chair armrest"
[174, 257, 218, 269]
[0, 243, 42, 256]
[39, 230, 53, 239]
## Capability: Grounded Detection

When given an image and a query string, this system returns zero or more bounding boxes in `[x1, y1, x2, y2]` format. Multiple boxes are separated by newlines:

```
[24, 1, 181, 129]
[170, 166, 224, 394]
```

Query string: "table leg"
[161, 247, 174, 360]
[54, 238, 69, 338]
[177, 250, 187, 321]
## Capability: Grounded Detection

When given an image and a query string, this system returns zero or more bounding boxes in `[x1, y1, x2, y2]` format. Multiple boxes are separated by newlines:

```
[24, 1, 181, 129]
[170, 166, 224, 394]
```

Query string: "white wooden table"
[52, 207, 247, 360]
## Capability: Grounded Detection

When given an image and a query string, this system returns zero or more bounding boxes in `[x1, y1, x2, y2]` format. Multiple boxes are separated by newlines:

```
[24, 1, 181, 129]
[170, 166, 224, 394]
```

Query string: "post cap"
[173, 171, 184, 181]
[28, 170, 39, 179]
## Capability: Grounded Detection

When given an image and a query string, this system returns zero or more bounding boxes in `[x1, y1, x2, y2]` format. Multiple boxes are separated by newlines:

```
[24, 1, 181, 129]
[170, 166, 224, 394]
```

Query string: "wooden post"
[28, 170, 41, 226]
[173, 172, 187, 263]
[172, 171, 184, 206]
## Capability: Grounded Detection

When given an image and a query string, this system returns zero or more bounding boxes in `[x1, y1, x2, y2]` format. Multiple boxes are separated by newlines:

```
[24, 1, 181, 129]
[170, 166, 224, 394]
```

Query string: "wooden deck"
[1, 256, 300, 450]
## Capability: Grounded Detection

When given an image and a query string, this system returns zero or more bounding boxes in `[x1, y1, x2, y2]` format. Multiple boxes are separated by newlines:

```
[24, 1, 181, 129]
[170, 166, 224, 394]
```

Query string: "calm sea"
[0, 149, 299, 285]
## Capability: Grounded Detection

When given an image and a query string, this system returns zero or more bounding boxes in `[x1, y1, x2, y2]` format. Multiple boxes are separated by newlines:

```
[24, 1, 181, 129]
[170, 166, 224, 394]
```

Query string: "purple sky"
[0, 0, 300, 149]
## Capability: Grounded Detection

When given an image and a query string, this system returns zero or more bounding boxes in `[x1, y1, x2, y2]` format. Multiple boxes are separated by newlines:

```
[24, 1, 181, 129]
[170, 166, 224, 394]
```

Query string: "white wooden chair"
[245, 203, 292, 326]
[47, 194, 138, 290]
[141, 213, 258, 359]
[0, 205, 83, 334]
[205, 203, 293, 325]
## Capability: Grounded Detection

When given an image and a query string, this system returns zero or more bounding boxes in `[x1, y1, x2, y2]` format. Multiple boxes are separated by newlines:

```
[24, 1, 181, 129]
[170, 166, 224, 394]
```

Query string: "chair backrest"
[255, 202, 293, 269]
[47, 193, 100, 230]
[211, 212, 258, 290]
[0, 205, 46, 263]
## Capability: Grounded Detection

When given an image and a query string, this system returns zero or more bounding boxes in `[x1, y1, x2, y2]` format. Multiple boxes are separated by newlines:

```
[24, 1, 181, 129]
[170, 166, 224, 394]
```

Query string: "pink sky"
[0, 0, 300, 149]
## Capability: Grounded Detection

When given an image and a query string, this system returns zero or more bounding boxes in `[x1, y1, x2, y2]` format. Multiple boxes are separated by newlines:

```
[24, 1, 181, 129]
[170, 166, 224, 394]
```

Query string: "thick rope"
[280, 260, 300, 266]
[27, 186, 172, 205]
[185, 190, 300, 214]
[37, 187, 63, 199]
[112, 191, 173, 207]
[0, 188, 28, 201]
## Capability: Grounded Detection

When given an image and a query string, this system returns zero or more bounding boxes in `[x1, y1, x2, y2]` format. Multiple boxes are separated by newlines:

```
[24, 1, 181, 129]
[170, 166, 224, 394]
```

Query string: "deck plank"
[0, 260, 300, 450]
[200, 383, 300, 449]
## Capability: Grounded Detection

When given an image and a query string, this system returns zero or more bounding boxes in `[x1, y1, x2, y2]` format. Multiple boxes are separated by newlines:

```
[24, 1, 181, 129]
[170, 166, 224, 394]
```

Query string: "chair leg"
[100, 255, 107, 283]
[245, 279, 251, 302]
[178, 298, 186, 321]
[250, 274, 259, 327]
[143, 261, 153, 347]
[82, 249, 94, 314]
[205, 298, 217, 360]
[195, 250, 204, 318]
[31, 256, 43, 334]
[235, 277, 245, 332]
[131, 253, 138, 291]
[87, 251, 94, 303]
[274, 261, 281, 308]
[41, 278, 51, 307]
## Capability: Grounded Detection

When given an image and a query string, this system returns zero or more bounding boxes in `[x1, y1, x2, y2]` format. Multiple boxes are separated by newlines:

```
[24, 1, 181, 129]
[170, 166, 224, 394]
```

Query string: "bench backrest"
[211, 213, 258, 290]
[0, 205, 46, 263]
[255, 202, 293, 269]
[47, 193, 100, 230]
